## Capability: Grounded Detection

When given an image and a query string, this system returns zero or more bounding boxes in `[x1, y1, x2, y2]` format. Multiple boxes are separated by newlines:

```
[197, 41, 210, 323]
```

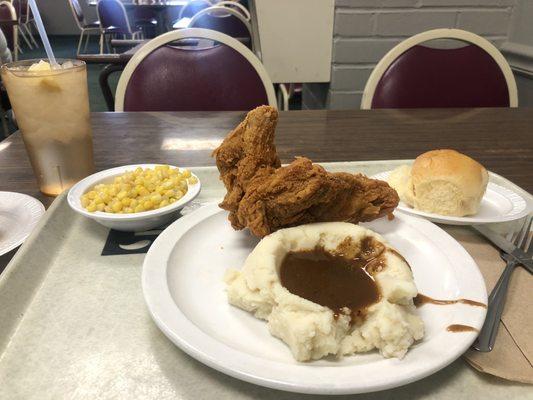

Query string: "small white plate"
[373, 171, 529, 225]
[143, 204, 487, 395]
[0, 192, 45, 256]
[68, 164, 201, 232]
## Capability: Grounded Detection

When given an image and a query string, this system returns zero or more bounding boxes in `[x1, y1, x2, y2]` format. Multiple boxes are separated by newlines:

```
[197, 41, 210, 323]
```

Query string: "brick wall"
[303, 0, 516, 110]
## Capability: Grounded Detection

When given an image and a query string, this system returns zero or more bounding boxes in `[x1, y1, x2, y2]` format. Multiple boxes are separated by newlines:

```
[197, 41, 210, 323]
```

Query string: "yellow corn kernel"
[175, 190, 184, 199]
[86, 190, 97, 200]
[123, 207, 133, 213]
[159, 199, 169, 208]
[187, 176, 198, 185]
[104, 205, 113, 213]
[86, 203, 97, 212]
[121, 198, 132, 206]
[81, 197, 90, 207]
[139, 188, 150, 197]
[111, 201, 123, 213]
[182, 169, 191, 178]
[169, 198, 177, 204]
[117, 190, 128, 200]
[134, 204, 145, 213]
[130, 199, 138, 208]
[151, 194, 162, 204]
[143, 200, 154, 210]
[96, 203, 105, 212]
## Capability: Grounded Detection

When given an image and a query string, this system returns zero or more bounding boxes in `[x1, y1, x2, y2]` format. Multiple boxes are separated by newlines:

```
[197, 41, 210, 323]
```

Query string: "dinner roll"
[410, 149, 488, 216]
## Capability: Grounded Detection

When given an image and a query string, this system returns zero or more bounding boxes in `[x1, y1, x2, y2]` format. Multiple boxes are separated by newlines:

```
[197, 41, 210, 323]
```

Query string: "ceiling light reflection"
[161, 138, 222, 151]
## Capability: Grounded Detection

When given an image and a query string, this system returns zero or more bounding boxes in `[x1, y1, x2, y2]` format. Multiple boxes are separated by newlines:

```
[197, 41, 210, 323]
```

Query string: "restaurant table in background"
[88, 0, 188, 8]
[87, 0, 188, 34]
[0, 107, 532, 271]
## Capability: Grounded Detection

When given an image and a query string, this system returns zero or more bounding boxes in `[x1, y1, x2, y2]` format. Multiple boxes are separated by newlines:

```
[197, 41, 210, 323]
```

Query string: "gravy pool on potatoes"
[279, 239, 382, 318]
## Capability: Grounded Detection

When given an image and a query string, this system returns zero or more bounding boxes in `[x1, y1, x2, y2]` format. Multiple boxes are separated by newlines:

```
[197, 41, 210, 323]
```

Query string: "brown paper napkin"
[444, 226, 533, 384]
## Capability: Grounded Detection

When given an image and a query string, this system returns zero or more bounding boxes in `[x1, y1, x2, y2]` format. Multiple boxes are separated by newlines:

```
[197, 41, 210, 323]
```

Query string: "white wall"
[36, 0, 97, 35]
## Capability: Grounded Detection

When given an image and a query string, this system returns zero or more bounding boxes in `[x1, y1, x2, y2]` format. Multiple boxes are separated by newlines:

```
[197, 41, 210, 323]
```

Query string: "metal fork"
[472, 215, 532, 352]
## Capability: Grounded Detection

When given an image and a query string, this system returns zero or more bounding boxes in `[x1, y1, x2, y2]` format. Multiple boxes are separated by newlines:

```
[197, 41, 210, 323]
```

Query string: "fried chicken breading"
[213, 106, 399, 237]
[212, 105, 280, 226]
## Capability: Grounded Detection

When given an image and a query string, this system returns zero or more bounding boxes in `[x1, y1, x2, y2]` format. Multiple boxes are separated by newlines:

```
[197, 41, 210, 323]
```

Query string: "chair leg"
[99, 33, 104, 54]
[99, 64, 124, 111]
[24, 23, 39, 47]
[0, 106, 8, 139]
[277, 84, 289, 111]
[77, 30, 85, 55]
[18, 26, 33, 50]
[83, 32, 91, 53]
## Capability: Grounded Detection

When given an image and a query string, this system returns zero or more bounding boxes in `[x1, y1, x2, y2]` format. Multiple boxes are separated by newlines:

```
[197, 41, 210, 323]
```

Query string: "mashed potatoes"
[224, 223, 424, 362]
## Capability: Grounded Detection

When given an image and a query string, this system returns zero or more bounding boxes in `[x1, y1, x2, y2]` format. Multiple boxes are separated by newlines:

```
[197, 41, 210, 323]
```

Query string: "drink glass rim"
[1, 59, 86, 76]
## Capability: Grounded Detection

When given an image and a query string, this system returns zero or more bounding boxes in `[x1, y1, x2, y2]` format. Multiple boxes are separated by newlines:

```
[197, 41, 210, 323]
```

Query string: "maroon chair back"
[191, 10, 250, 41]
[123, 44, 269, 111]
[97, 0, 131, 34]
[371, 44, 510, 108]
[0, 3, 15, 53]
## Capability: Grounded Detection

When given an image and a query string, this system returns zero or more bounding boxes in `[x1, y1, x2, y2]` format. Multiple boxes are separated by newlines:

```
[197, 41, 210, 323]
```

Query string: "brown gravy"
[447, 324, 478, 333]
[279, 240, 381, 317]
[414, 294, 486, 308]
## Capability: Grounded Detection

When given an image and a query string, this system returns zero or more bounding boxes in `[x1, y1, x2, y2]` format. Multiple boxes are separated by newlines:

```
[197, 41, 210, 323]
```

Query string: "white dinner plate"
[373, 171, 529, 225]
[143, 204, 487, 395]
[0, 192, 45, 256]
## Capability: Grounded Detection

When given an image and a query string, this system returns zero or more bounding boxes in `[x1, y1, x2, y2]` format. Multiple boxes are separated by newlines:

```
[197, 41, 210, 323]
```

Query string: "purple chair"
[0, 1, 17, 61]
[178, 0, 212, 19]
[170, 0, 211, 30]
[97, 0, 141, 53]
[189, 6, 252, 49]
[68, 0, 100, 55]
[361, 29, 518, 109]
[115, 28, 276, 112]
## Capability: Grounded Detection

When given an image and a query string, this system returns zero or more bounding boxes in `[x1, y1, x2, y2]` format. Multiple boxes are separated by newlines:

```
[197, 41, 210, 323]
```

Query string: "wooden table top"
[1, 108, 532, 210]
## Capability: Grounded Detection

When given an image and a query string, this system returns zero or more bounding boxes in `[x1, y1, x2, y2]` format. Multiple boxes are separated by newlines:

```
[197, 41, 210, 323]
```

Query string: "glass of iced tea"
[1, 59, 94, 196]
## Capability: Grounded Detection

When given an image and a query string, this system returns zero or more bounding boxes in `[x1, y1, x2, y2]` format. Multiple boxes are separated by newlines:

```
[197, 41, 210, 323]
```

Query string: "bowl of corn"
[67, 164, 201, 231]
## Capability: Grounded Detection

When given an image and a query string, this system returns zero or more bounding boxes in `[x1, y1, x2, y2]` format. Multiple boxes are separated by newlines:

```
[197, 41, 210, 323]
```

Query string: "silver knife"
[473, 225, 533, 271]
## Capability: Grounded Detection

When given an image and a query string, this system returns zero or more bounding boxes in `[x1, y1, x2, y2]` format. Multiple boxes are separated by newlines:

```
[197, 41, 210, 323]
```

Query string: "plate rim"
[0, 191, 45, 256]
[373, 170, 530, 225]
[142, 204, 487, 395]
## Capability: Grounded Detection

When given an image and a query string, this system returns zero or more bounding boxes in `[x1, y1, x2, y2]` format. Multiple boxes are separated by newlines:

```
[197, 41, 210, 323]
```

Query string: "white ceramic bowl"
[67, 164, 201, 232]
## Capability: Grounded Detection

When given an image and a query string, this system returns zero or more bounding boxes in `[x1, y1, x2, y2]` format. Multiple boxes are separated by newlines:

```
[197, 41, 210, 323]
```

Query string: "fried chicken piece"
[213, 106, 399, 237]
[212, 105, 280, 227]
[232, 157, 399, 237]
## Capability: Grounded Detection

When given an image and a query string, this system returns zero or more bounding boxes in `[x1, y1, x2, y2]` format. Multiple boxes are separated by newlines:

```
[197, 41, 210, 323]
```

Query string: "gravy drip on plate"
[414, 294, 486, 308]
[447, 324, 478, 333]
[279, 237, 382, 319]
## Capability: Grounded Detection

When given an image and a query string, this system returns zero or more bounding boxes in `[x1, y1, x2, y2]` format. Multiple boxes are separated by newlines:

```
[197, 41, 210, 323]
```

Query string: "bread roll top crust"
[411, 149, 488, 199]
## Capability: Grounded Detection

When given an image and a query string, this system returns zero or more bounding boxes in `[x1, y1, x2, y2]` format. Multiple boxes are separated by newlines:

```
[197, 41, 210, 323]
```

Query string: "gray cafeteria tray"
[0, 161, 531, 400]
